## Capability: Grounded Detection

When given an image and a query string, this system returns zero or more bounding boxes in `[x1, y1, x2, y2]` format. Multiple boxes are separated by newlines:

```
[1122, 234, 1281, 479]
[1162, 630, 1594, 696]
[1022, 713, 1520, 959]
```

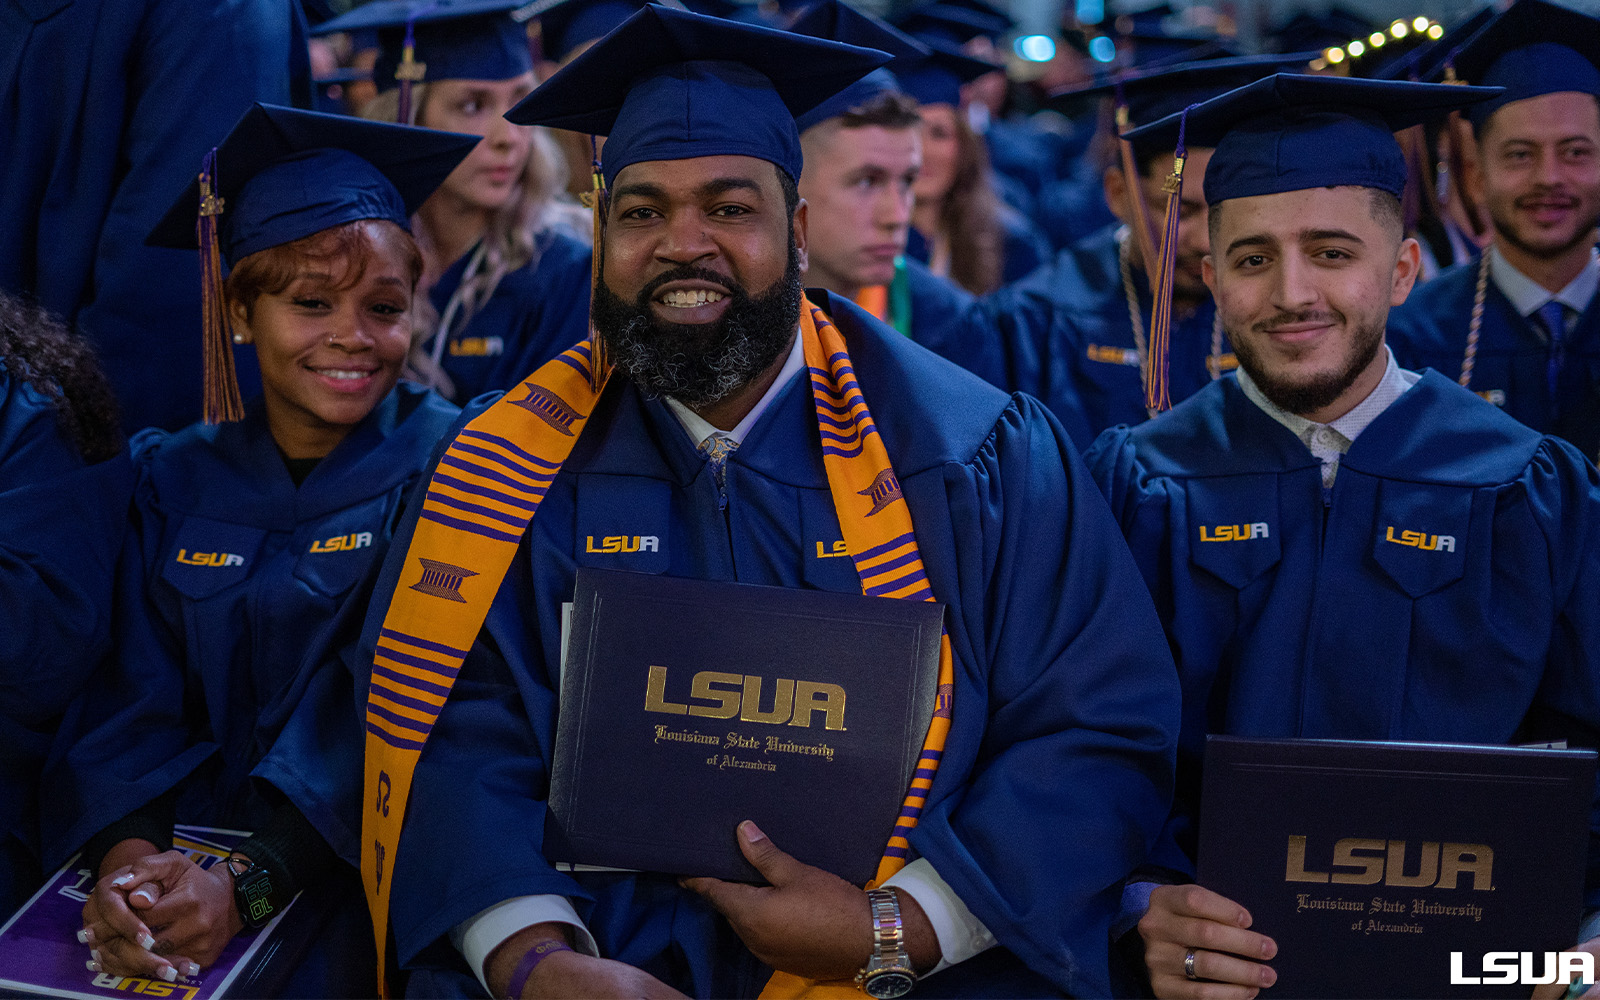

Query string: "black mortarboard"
[312, 0, 534, 90]
[519, 0, 661, 62]
[1448, 0, 1600, 129]
[507, 5, 891, 185]
[1125, 73, 1503, 204]
[893, 38, 1001, 107]
[788, 0, 928, 131]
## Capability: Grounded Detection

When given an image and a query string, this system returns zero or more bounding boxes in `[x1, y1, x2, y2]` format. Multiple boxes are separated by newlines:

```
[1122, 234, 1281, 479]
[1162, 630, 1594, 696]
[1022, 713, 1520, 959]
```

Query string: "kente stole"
[850, 258, 913, 339]
[361, 303, 955, 995]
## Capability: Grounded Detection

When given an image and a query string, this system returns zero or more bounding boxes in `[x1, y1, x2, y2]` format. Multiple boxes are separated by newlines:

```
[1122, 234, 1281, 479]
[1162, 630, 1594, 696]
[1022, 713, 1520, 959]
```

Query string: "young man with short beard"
[347, 8, 1181, 999]
[1387, 0, 1600, 457]
[1084, 73, 1600, 999]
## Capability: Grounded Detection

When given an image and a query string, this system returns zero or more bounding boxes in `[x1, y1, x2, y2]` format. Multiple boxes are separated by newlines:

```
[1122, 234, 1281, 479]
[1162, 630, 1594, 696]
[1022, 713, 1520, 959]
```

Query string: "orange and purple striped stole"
[361, 305, 954, 994]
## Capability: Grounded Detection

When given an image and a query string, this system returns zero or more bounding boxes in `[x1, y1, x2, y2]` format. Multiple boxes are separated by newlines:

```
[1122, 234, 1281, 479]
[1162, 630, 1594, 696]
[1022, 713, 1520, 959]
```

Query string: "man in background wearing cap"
[355, 8, 1179, 998]
[1387, 0, 1600, 460]
[789, 1, 1006, 389]
[1083, 72, 1600, 997]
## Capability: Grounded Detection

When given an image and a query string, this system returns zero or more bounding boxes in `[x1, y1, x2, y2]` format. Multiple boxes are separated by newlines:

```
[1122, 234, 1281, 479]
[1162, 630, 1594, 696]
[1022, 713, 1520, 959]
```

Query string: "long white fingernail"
[132, 887, 156, 905]
[90, 949, 100, 963]
[76, 928, 90, 944]
[138, 932, 156, 950]
[182, 961, 200, 978]
[85, 961, 100, 973]
[110, 874, 133, 887]
[160, 966, 177, 983]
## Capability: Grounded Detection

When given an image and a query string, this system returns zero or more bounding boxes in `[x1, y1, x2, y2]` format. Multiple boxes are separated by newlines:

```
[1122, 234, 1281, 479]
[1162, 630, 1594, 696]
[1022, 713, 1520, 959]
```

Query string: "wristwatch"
[224, 857, 282, 930]
[856, 887, 916, 999]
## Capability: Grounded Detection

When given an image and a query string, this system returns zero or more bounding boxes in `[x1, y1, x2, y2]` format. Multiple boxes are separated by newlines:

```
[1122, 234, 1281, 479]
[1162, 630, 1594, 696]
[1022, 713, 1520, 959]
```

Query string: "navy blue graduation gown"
[896, 260, 1010, 391]
[982, 225, 1229, 452]
[0, 372, 132, 913]
[1084, 373, 1600, 908]
[43, 384, 459, 864]
[352, 292, 1179, 997]
[1388, 256, 1600, 457]
[429, 231, 594, 400]
[0, 0, 303, 434]
[1031, 159, 1118, 253]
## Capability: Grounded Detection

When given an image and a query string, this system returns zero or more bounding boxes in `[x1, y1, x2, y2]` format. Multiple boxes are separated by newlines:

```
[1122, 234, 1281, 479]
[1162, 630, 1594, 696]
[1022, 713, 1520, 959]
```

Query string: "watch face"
[863, 970, 915, 999]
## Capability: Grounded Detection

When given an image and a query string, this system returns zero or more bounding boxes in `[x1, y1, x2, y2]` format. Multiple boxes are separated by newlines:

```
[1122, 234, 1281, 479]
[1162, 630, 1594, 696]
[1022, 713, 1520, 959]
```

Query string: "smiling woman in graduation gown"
[40, 106, 478, 992]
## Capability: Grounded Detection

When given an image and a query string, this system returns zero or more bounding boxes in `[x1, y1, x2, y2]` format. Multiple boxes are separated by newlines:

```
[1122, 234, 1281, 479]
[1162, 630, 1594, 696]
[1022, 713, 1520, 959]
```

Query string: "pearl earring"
[232, 333, 246, 344]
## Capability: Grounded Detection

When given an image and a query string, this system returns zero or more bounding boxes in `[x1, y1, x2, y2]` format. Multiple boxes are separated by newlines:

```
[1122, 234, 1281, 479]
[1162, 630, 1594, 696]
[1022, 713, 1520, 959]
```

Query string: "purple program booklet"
[0, 826, 298, 999]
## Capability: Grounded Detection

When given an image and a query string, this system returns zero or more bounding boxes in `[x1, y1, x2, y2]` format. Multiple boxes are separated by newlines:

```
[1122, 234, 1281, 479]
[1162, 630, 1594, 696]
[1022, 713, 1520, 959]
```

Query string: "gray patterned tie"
[699, 434, 738, 503]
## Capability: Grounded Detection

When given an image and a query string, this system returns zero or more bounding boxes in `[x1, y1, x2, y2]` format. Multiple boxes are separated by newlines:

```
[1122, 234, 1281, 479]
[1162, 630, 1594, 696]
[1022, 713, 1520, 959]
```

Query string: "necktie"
[1536, 299, 1569, 403]
[699, 434, 738, 507]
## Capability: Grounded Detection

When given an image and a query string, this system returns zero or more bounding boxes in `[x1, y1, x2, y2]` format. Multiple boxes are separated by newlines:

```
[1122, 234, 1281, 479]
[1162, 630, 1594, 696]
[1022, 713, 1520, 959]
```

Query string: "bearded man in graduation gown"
[1082, 73, 1600, 998]
[350, 9, 1180, 999]
[1386, 0, 1600, 459]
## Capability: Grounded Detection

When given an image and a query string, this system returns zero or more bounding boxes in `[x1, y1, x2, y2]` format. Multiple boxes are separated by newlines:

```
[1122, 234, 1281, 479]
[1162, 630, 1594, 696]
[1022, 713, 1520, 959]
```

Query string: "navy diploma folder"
[1197, 736, 1597, 998]
[546, 568, 945, 884]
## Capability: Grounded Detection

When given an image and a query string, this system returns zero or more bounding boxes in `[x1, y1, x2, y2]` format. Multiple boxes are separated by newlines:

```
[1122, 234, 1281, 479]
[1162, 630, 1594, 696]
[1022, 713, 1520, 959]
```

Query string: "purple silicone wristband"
[504, 938, 573, 999]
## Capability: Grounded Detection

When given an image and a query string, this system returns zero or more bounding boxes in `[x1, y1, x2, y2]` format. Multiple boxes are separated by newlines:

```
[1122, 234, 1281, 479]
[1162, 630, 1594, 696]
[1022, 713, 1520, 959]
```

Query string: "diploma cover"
[547, 568, 944, 884]
[1197, 736, 1597, 998]
[0, 826, 310, 999]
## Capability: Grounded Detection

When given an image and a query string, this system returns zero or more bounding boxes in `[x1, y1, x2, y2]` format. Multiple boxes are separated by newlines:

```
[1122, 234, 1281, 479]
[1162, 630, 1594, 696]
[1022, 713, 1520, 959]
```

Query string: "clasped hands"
[79, 841, 242, 984]
[496, 820, 941, 999]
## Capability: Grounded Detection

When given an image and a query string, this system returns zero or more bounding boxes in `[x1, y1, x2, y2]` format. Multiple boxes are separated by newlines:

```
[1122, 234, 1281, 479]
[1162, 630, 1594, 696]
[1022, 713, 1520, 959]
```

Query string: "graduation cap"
[1047, 52, 1319, 143]
[507, 5, 892, 186]
[518, 0, 662, 63]
[788, 0, 929, 131]
[147, 103, 479, 423]
[1447, 0, 1600, 130]
[311, 1, 535, 99]
[893, 38, 1002, 107]
[1120, 74, 1501, 413]
[895, 1, 1013, 48]
[1125, 73, 1504, 204]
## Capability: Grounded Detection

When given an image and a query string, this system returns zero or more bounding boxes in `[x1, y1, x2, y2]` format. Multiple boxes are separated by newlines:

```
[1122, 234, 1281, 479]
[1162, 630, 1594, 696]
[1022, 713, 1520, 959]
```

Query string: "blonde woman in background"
[317, 0, 594, 400]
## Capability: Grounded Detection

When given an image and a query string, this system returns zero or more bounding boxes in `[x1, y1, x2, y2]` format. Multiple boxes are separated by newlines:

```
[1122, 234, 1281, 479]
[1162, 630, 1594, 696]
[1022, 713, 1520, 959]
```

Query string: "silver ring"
[1184, 949, 1199, 981]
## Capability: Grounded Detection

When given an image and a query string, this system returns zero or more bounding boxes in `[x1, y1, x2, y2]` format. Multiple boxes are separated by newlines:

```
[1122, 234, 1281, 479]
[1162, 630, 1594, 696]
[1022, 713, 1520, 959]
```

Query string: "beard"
[1231, 308, 1387, 417]
[591, 240, 804, 408]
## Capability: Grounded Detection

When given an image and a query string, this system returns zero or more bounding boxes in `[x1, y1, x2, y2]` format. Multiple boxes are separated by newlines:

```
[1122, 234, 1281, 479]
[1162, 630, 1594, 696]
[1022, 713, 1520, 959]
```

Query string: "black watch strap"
[225, 857, 281, 930]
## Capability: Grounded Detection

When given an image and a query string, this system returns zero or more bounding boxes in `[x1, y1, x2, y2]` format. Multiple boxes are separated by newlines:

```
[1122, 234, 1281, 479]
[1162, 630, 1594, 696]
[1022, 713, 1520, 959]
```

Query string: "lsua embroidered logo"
[309, 531, 373, 554]
[448, 335, 504, 358]
[175, 549, 244, 567]
[409, 558, 478, 603]
[815, 540, 849, 559]
[585, 535, 660, 554]
[511, 381, 579, 436]
[1198, 522, 1269, 543]
[858, 469, 902, 517]
[1385, 527, 1456, 552]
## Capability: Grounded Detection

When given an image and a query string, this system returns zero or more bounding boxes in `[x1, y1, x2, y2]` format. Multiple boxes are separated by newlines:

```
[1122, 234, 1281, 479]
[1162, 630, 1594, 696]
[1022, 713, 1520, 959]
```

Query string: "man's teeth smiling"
[659, 289, 725, 308]
[313, 368, 369, 380]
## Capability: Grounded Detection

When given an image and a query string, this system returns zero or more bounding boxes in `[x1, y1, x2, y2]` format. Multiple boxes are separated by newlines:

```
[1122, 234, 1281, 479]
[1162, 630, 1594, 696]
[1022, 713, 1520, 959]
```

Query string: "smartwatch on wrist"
[224, 857, 282, 930]
[856, 887, 917, 999]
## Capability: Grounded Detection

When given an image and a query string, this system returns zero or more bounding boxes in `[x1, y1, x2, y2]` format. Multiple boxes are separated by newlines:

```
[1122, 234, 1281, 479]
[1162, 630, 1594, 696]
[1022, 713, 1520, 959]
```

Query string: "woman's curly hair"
[0, 291, 124, 463]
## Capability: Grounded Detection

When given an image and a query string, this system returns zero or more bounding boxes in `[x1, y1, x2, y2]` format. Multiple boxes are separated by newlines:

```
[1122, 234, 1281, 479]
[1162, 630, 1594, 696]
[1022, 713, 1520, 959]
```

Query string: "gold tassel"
[1144, 114, 1190, 414]
[580, 140, 609, 392]
[1115, 100, 1161, 284]
[197, 155, 244, 424]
